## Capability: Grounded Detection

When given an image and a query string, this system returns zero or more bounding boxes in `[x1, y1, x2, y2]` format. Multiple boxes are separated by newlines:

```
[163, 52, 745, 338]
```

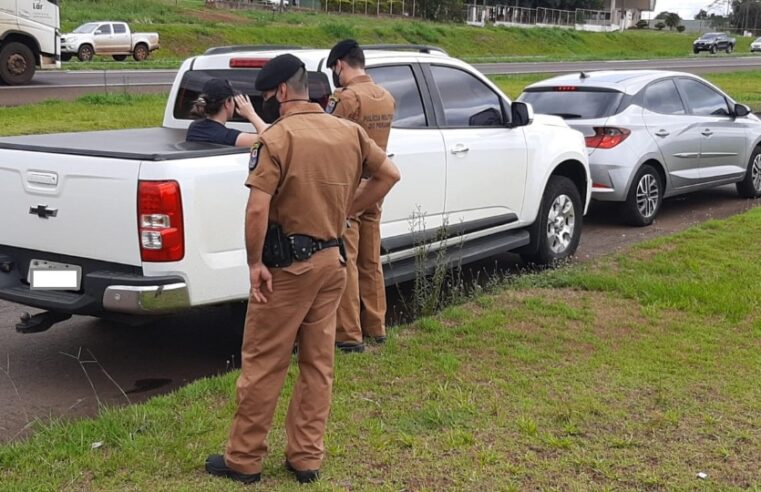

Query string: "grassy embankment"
[1, 175, 760, 489]
[56, 0, 755, 70]
[2, 70, 760, 137]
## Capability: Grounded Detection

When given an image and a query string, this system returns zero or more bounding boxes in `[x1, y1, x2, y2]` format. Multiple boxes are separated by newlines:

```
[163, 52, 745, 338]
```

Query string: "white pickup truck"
[59, 21, 159, 62]
[0, 45, 590, 333]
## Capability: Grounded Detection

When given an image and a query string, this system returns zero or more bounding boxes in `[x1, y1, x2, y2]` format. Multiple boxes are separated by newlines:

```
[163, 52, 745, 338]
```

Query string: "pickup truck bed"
[0, 128, 252, 320]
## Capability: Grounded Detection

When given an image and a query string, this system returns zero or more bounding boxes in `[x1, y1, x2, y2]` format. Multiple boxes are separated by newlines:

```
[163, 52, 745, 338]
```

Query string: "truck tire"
[736, 147, 761, 199]
[77, 44, 94, 62]
[112, 54, 128, 61]
[693, 48, 699, 54]
[133, 44, 149, 62]
[0, 42, 35, 85]
[710, 44, 717, 54]
[61, 53, 72, 62]
[726, 44, 733, 54]
[520, 175, 582, 265]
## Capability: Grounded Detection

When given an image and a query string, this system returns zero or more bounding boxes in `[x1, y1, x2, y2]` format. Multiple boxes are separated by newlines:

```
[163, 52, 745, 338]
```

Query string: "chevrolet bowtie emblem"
[29, 205, 58, 219]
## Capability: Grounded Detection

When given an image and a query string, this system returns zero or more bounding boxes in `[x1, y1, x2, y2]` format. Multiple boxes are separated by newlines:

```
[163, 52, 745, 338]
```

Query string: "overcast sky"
[644, 0, 720, 19]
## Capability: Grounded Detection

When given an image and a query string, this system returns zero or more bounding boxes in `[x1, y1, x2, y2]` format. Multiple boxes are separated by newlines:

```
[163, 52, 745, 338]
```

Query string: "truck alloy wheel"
[0, 42, 35, 85]
[133, 44, 149, 62]
[77, 45, 94, 62]
[710, 44, 717, 54]
[546, 194, 576, 254]
[520, 175, 582, 265]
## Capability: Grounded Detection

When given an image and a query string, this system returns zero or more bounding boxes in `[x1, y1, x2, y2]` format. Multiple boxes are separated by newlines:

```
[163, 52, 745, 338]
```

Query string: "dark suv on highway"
[693, 32, 735, 54]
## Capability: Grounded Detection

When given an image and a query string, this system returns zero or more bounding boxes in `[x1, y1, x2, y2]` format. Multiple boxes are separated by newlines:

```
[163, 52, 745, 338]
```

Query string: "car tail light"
[138, 181, 184, 262]
[585, 127, 631, 150]
[230, 58, 269, 68]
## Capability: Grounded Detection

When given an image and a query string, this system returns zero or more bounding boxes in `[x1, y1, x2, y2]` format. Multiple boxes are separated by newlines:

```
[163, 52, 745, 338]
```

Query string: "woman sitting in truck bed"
[186, 78, 262, 147]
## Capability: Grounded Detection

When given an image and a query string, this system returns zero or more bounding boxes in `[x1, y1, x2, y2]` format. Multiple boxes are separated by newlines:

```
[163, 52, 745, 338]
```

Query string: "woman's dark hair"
[190, 79, 236, 118]
[190, 93, 229, 118]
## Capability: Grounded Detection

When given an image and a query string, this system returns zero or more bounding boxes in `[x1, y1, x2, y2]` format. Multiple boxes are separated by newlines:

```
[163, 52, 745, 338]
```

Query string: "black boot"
[336, 341, 365, 353]
[205, 454, 261, 484]
[285, 460, 320, 484]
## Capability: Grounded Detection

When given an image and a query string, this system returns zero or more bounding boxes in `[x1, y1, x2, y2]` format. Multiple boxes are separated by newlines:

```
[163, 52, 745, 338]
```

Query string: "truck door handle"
[654, 130, 670, 137]
[701, 129, 714, 137]
[450, 144, 470, 155]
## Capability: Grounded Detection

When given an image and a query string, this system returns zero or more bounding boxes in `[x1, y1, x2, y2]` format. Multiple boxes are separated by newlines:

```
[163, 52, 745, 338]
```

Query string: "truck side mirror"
[510, 101, 533, 128]
[734, 103, 751, 118]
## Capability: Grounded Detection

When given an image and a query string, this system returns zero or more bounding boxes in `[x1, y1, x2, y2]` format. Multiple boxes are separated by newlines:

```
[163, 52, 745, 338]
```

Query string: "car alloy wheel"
[636, 173, 659, 219]
[545, 194, 576, 254]
[752, 153, 761, 193]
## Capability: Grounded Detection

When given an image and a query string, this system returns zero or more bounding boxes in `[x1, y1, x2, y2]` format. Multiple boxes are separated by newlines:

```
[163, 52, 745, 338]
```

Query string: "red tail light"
[138, 181, 184, 262]
[585, 127, 631, 150]
[553, 86, 578, 91]
[230, 58, 269, 68]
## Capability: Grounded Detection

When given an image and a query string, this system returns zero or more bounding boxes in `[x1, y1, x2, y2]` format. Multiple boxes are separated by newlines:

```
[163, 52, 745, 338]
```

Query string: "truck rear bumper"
[0, 246, 189, 317]
[102, 283, 190, 314]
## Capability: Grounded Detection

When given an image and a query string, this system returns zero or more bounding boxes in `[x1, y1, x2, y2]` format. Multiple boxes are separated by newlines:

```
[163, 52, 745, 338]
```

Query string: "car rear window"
[518, 88, 624, 120]
[173, 69, 332, 122]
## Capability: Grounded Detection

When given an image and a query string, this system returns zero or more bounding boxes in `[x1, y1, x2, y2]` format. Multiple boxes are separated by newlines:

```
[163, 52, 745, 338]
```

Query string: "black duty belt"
[262, 223, 343, 268]
[290, 235, 342, 261]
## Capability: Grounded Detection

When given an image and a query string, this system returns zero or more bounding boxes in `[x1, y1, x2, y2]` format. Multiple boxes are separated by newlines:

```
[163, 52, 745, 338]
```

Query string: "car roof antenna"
[580, 71, 589, 79]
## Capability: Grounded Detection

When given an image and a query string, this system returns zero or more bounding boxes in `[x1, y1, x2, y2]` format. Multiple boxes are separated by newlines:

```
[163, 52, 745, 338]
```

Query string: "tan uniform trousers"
[225, 249, 346, 474]
[336, 201, 387, 344]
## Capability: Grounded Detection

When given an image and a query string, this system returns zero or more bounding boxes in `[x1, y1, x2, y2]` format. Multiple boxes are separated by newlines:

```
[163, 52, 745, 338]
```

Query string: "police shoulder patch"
[325, 95, 339, 114]
[249, 142, 261, 171]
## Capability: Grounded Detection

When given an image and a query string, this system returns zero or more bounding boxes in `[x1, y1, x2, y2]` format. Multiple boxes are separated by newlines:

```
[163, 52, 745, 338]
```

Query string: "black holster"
[262, 223, 293, 268]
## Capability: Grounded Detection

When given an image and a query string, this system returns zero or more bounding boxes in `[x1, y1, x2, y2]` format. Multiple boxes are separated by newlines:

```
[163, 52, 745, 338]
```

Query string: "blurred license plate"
[29, 260, 81, 290]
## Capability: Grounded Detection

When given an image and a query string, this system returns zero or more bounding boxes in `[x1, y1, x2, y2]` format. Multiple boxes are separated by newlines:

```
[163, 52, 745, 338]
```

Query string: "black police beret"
[327, 39, 360, 68]
[255, 54, 305, 91]
[202, 78, 235, 103]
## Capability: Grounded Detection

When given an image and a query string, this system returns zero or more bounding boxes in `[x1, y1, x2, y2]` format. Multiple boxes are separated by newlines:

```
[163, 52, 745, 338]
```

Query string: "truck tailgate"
[0, 149, 142, 266]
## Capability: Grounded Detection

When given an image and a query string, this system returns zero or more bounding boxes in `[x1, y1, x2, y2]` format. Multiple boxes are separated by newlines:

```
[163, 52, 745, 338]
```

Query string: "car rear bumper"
[0, 245, 189, 317]
[589, 162, 634, 202]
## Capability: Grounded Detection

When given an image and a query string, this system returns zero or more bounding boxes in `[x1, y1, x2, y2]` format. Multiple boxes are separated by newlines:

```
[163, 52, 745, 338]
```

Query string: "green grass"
[2, 168, 761, 488]
[0, 93, 166, 136]
[55, 0, 756, 69]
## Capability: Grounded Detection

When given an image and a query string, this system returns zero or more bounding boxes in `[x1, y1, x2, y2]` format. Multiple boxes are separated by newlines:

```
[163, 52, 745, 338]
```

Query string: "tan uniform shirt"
[327, 74, 395, 151]
[245, 102, 387, 241]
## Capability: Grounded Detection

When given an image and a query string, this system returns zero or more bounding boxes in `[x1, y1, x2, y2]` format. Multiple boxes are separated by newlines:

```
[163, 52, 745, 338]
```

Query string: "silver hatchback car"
[519, 70, 761, 225]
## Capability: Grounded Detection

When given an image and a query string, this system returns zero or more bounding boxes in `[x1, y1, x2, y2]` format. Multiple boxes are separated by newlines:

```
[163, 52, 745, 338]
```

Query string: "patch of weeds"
[417, 317, 443, 334]
[516, 415, 538, 437]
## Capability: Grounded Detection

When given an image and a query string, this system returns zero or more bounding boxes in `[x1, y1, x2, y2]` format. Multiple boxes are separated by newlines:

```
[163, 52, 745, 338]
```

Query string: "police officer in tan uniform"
[326, 39, 396, 353]
[205, 54, 400, 484]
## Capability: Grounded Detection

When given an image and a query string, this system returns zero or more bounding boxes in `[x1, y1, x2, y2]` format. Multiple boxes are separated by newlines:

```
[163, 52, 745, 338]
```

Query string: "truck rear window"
[518, 88, 624, 120]
[173, 69, 332, 122]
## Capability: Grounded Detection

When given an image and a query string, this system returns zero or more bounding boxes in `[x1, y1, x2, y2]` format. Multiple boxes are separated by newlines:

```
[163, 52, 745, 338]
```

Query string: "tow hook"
[16, 311, 72, 334]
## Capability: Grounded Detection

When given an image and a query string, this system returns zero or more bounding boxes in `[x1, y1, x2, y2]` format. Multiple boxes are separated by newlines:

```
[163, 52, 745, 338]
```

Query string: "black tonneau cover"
[0, 127, 249, 161]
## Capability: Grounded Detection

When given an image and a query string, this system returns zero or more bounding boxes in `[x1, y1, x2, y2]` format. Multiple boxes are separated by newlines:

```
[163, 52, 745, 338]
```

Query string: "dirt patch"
[182, 6, 252, 24]
[495, 288, 653, 344]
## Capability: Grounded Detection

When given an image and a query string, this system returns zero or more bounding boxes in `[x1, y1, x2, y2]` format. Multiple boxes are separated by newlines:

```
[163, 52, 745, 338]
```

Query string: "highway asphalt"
[2, 55, 761, 106]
